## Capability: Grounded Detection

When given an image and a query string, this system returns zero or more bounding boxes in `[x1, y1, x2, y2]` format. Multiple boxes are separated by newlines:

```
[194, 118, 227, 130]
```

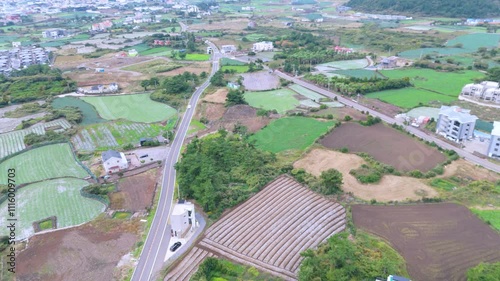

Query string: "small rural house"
[435, 106, 477, 143]
[252, 41, 274, 52]
[102, 150, 128, 174]
[488, 121, 500, 158]
[221, 45, 237, 54]
[171, 200, 196, 238]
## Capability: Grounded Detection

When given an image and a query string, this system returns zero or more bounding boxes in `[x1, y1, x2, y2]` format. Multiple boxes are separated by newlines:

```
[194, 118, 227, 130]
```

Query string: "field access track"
[353, 203, 500, 281]
[181, 175, 346, 280]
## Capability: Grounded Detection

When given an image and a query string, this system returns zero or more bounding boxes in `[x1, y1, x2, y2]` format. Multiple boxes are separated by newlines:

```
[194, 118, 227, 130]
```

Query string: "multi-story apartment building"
[488, 121, 500, 158]
[436, 106, 478, 143]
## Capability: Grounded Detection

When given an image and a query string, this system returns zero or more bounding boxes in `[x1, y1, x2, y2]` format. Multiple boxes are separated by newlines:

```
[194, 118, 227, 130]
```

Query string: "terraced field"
[0, 119, 72, 159]
[187, 175, 346, 280]
[0, 143, 90, 184]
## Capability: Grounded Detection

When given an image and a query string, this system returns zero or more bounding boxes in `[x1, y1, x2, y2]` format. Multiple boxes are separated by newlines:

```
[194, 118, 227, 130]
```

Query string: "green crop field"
[317, 59, 368, 70]
[0, 119, 72, 159]
[472, 209, 500, 231]
[139, 46, 172, 56]
[184, 53, 210, 61]
[332, 69, 385, 79]
[72, 120, 176, 151]
[0, 143, 89, 184]
[80, 93, 177, 123]
[221, 65, 249, 73]
[52, 97, 106, 125]
[249, 117, 334, 153]
[244, 89, 300, 113]
[380, 68, 484, 96]
[244, 33, 268, 41]
[221, 58, 247, 66]
[121, 59, 182, 74]
[366, 88, 455, 108]
[366, 68, 484, 108]
[0, 178, 104, 240]
[289, 84, 324, 100]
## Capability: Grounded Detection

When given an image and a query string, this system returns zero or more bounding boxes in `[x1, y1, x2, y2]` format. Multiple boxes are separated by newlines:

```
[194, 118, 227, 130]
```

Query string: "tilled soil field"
[17, 217, 141, 281]
[167, 175, 346, 280]
[242, 71, 280, 91]
[320, 122, 446, 172]
[110, 168, 159, 212]
[352, 203, 500, 281]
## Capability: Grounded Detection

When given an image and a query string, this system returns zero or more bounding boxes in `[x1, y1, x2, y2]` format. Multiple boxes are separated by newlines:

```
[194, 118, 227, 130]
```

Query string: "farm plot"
[80, 93, 177, 123]
[289, 84, 324, 101]
[244, 89, 299, 113]
[250, 117, 334, 153]
[196, 175, 346, 280]
[165, 247, 217, 281]
[121, 59, 181, 75]
[320, 122, 446, 172]
[110, 168, 159, 211]
[72, 121, 173, 151]
[315, 59, 368, 72]
[294, 149, 438, 202]
[352, 204, 500, 281]
[0, 143, 90, 184]
[185, 53, 210, 61]
[241, 71, 280, 91]
[0, 178, 104, 240]
[0, 119, 72, 159]
[366, 88, 455, 109]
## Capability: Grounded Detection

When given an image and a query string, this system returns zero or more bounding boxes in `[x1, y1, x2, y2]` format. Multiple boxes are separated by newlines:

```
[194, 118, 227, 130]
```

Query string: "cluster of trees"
[413, 59, 465, 72]
[305, 74, 412, 95]
[299, 232, 408, 280]
[486, 67, 500, 82]
[225, 89, 247, 107]
[45, 107, 83, 124]
[175, 132, 282, 218]
[24, 131, 67, 146]
[150, 72, 201, 106]
[360, 115, 382, 126]
[0, 65, 76, 105]
[291, 168, 343, 195]
[210, 70, 226, 86]
[467, 262, 500, 281]
[346, 0, 500, 18]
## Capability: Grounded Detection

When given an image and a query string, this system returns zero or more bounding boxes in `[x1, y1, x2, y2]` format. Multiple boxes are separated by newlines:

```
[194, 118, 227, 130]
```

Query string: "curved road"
[275, 71, 500, 173]
[131, 42, 221, 281]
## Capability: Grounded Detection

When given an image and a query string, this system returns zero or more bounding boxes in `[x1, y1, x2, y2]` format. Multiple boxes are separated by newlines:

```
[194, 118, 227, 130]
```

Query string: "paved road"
[131, 42, 221, 281]
[275, 71, 500, 173]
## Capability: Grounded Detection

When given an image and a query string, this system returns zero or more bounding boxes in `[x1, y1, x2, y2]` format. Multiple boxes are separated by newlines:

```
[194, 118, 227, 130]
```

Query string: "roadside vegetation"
[191, 257, 281, 281]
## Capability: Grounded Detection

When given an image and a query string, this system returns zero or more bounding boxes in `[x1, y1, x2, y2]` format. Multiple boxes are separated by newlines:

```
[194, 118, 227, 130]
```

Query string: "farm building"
[41, 29, 67, 39]
[102, 150, 128, 174]
[487, 121, 500, 158]
[220, 45, 237, 54]
[206, 46, 213, 54]
[252, 41, 274, 52]
[171, 200, 196, 238]
[461, 81, 500, 103]
[436, 106, 477, 143]
[78, 83, 118, 94]
[91, 20, 113, 31]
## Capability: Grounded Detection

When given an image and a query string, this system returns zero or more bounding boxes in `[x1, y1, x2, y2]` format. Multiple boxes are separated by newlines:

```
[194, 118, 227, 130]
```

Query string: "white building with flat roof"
[461, 81, 500, 103]
[252, 41, 273, 52]
[488, 121, 500, 158]
[436, 106, 477, 143]
[171, 200, 195, 238]
[220, 45, 236, 54]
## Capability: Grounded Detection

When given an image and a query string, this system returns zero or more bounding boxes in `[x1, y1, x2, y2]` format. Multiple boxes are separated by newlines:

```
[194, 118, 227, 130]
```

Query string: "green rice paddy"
[80, 93, 177, 123]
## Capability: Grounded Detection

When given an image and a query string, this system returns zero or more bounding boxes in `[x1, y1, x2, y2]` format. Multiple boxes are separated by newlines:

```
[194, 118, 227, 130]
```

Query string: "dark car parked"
[170, 242, 182, 252]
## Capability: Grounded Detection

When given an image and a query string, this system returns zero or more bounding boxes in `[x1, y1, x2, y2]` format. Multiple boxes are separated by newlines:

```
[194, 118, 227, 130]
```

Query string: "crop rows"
[164, 247, 216, 281]
[198, 175, 346, 279]
[0, 119, 71, 159]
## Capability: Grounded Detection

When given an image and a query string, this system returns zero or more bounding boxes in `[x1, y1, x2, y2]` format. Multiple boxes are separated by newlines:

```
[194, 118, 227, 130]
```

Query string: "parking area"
[126, 146, 169, 168]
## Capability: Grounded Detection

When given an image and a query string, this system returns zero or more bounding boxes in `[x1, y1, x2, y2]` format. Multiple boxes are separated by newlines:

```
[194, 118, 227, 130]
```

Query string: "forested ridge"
[346, 0, 500, 18]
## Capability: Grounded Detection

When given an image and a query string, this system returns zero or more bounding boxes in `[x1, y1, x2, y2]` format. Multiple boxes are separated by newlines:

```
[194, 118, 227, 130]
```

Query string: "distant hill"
[346, 0, 500, 18]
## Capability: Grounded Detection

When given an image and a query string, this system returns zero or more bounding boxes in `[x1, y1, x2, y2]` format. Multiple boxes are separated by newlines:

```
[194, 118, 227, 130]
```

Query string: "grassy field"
[80, 93, 177, 123]
[221, 65, 249, 73]
[366, 88, 456, 108]
[0, 143, 89, 184]
[317, 59, 368, 70]
[244, 89, 300, 113]
[121, 59, 182, 75]
[332, 69, 385, 79]
[220, 58, 247, 66]
[184, 53, 210, 61]
[139, 46, 172, 56]
[367, 68, 484, 108]
[0, 178, 104, 240]
[471, 209, 500, 231]
[188, 119, 206, 135]
[72, 120, 176, 151]
[249, 117, 334, 153]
